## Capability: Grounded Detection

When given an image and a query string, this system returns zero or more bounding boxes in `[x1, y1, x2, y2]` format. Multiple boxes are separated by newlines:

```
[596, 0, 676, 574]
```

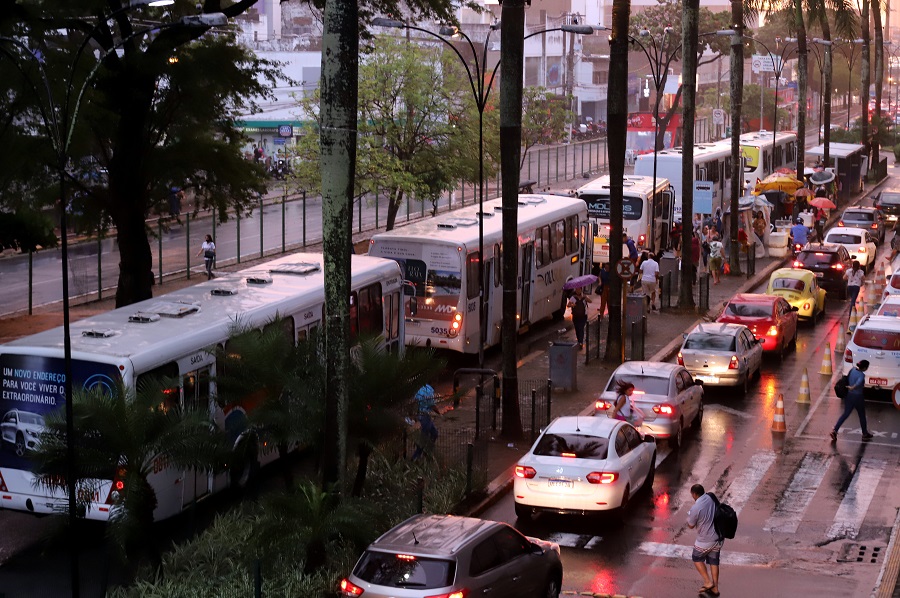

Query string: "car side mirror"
[756, 338, 765, 344]
[693, 379, 704, 387]
[530, 542, 545, 555]
[682, 332, 688, 339]
[643, 434, 656, 443]
[791, 306, 799, 312]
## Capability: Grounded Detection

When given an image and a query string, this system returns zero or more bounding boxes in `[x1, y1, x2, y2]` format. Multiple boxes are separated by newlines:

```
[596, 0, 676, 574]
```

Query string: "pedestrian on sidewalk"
[639, 251, 660, 311]
[691, 232, 701, 282]
[197, 234, 216, 279]
[708, 234, 725, 285]
[687, 483, 723, 597]
[844, 261, 864, 310]
[623, 233, 638, 263]
[595, 262, 610, 318]
[831, 360, 875, 442]
[567, 287, 591, 349]
[412, 384, 439, 460]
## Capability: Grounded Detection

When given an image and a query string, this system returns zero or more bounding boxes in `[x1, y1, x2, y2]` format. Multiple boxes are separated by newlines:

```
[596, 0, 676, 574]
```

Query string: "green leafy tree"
[0, 1, 284, 308]
[521, 88, 573, 169]
[32, 378, 228, 559]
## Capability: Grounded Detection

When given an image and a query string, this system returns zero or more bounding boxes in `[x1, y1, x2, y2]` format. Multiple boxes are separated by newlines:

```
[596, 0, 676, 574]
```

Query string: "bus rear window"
[852, 328, 900, 350]
[579, 195, 644, 220]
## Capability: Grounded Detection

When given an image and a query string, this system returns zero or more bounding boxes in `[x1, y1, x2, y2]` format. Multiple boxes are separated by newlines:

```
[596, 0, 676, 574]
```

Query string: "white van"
[842, 315, 900, 389]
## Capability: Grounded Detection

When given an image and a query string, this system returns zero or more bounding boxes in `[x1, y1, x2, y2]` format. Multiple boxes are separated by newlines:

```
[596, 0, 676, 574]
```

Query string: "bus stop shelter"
[806, 143, 866, 201]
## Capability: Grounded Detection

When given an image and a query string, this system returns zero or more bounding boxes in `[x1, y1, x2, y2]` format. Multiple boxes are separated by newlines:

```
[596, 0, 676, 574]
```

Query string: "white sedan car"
[678, 323, 763, 394]
[593, 362, 703, 448]
[514, 416, 656, 518]
[822, 227, 878, 271]
[0, 409, 45, 457]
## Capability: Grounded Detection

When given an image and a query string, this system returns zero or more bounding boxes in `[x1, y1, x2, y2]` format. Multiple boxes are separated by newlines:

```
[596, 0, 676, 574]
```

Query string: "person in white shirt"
[639, 251, 661, 311]
[844, 260, 865, 311]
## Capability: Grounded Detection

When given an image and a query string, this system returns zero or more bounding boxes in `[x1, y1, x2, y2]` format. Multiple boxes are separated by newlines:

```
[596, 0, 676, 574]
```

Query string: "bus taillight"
[450, 312, 462, 337]
[106, 466, 127, 504]
[638, 234, 646, 246]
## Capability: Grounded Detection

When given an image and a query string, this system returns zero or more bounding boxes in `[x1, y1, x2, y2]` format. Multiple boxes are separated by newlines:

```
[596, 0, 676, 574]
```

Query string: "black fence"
[465, 377, 553, 442]
[584, 314, 608, 364]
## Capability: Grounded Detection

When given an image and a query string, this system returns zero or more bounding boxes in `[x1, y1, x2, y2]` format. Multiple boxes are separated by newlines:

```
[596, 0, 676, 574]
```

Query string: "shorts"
[641, 280, 659, 297]
[692, 545, 722, 565]
[708, 256, 723, 271]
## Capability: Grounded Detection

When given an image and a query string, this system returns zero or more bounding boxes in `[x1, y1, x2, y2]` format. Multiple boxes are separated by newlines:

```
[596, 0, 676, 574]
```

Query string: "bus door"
[181, 365, 212, 506]
[482, 253, 493, 349]
[520, 242, 534, 327]
[580, 222, 594, 275]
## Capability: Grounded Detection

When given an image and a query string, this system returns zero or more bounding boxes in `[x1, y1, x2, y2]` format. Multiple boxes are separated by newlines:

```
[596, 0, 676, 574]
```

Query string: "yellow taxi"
[765, 268, 826, 322]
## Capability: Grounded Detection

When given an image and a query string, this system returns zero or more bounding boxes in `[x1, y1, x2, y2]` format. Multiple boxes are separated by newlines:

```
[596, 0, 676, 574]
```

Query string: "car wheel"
[644, 454, 657, 492]
[741, 372, 750, 395]
[778, 339, 786, 362]
[542, 575, 561, 598]
[619, 485, 631, 511]
[694, 403, 704, 428]
[670, 419, 684, 449]
[790, 328, 798, 351]
[514, 502, 534, 521]
[14, 432, 25, 457]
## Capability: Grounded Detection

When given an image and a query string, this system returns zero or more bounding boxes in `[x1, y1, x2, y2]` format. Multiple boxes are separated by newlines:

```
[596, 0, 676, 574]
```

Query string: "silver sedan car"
[678, 323, 763, 395]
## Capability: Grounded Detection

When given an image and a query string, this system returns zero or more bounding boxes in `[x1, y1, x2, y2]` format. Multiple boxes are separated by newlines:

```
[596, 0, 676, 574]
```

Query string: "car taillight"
[677, 351, 684, 365]
[767, 325, 779, 336]
[858, 246, 867, 253]
[803, 303, 811, 311]
[872, 223, 878, 229]
[561, 452, 577, 458]
[845, 348, 853, 363]
[728, 355, 739, 369]
[515, 465, 536, 479]
[832, 263, 844, 270]
[839, 220, 845, 226]
[587, 472, 618, 484]
[340, 579, 365, 597]
[595, 400, 612, 411]
[793, 260, 803, 268]
[652, 404, 675, 415]
[427, 590, 467, 598]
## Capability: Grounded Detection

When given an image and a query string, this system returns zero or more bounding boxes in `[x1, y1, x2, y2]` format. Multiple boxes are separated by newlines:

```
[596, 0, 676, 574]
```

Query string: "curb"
[872, 508, 900, 598]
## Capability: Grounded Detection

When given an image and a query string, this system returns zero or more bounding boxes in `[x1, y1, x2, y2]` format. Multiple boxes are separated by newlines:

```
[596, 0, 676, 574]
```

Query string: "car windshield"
[845, 211, 874, 221]
[724, 302, 772, 318]
[684, 333, 737, 351]
[798, 251, 836, 266]
[533, 432, 609, 459]
[18, 412, 44, 426]
[881, 193, 900, 205]
[353, 551, 455, 589]
[851, 328, 900, 350]
[605, 375, 670, 395]
[771, 278, 806, 292]
[826, 234, 862, 245]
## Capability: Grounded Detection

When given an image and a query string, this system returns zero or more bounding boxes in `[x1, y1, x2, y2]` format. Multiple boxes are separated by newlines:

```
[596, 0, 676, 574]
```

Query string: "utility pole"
[728, 0, 744, 277]
[681, 0, 700, 306]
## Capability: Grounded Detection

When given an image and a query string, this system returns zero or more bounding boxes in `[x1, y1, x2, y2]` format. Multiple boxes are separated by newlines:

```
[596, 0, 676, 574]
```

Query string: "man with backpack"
[687, 484, 723, 597]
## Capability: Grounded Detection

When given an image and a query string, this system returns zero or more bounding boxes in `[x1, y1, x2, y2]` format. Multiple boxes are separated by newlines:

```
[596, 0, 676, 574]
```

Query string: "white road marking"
[545, 532, 600, 549]
[637, 541, 770, 566]
[584, 536, 604, 549]
[704, 404, 755, 419]
[827, 458, 887, 540]
[764, 452, 833, 533]
[722, 450, 776, 516]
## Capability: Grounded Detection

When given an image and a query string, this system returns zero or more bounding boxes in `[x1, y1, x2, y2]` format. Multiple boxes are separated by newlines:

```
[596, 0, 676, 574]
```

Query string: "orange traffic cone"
[834, 329, 845, 355]
[847, 306, 859, 334]
[797, 368, 811, 404]
[772, 394, 787, 432]
[820, 343, 833, 375]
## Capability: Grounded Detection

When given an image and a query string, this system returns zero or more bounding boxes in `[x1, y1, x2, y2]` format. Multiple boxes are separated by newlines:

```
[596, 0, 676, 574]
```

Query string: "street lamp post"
[372, 17, 592, 369]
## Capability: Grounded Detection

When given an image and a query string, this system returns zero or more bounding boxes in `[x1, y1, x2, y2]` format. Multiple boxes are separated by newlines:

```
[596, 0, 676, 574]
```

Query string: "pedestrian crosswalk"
[538, 450, 892, 565]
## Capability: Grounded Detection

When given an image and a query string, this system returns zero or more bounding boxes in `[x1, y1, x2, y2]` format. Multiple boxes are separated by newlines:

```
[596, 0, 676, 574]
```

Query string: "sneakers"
[830, 430, 837, 442]
[862, 433, 874, 441]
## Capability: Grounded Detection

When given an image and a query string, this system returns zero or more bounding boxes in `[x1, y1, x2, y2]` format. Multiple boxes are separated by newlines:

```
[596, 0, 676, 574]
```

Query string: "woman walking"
[197, 234, 216, 279]
[831, 360, 874, 442]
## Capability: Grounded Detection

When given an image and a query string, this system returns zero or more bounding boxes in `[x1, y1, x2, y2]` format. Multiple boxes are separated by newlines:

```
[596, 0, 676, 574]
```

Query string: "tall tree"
[794, 5, 810, 174]
[860, 0, 871, 165]
[605, 0, 631, 361]
[873, 0, 884, 167]
[521, 88, 573, 169]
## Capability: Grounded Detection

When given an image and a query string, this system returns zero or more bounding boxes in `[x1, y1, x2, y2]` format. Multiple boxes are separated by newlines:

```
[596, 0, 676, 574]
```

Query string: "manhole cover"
[837, 543, 885, 564]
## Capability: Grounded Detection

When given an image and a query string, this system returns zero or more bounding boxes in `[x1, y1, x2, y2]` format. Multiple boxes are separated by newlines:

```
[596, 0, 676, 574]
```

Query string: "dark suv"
[341, 514, 563, 598]
[875, 189, 900, 224]
[793, 243, 852, 298]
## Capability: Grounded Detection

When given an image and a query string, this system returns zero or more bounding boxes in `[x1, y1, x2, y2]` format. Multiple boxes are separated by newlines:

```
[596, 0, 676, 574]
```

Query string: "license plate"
[815, 272, 824, 278]
[869, 377, 888, 386]
[696, 375, 719, 384]
[548, 478, 573, 488]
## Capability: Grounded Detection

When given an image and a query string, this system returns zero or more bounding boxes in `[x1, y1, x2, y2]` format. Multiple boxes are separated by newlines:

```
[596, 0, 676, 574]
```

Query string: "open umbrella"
[754, 173, 805, 194]
[563, 274, 598, 290]
[775, 167, 796, 175]
[810, 197, 837, 209]
[794, 188, 814, 198]
[809, 170, 836, 185]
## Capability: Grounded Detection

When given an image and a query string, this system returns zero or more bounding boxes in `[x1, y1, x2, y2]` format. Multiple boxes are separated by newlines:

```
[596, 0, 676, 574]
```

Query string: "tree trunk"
[874, 0, 884, 168]
[112, 203, 154, 308]
[386, 188, 404, 231]
[861, 0, 871, 166]
[499, 0, 526, 440]
[728, 0, 744, 278]
[604, 0, 631, 361]
[319, 0, 358, 496]
[795, 7, 809, 174]
[681, 0, 701, 295]
[821, 15, 833, 165]
[351, 442, 371, 497]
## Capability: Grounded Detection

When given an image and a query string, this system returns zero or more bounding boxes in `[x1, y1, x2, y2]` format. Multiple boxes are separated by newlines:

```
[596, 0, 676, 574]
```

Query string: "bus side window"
[566, 216, 578, 255]
[552, 219, 565, 261]
[493, 244, 501, 287]
[349, 291, 359, 343]
[358, 283, 383, 337]
[263, 316, 295, 343]
[535, 225, 551, 267]
[391, 291, 400, 340]
[135, 362, 180, 411]
[467, 253, 480, 300]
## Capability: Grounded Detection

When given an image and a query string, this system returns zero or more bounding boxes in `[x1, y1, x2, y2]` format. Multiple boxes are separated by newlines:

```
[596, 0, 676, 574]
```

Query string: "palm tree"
[683, 0, 702, 290]
[347, 339, 445, 496]
[860, 0, 871, 162]
[214, 318, 325, 490]
[32, 377, 228, 558]
[872, 0, 884, 167]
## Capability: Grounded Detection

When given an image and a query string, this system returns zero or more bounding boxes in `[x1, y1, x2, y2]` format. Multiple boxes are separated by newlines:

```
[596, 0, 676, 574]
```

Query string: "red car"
[717, 294, 799, 358]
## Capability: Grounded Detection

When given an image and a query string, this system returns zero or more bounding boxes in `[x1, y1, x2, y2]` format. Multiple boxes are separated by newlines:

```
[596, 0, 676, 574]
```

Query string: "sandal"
[701, 589, 720, 597]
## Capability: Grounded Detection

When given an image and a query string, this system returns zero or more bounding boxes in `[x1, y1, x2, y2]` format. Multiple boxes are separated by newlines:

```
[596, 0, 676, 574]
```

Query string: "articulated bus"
[633, 142, 733, 220]
[575, 174, 674, 268]
[738, 130, 798, 189]
[0, 253, 404, 521]
[368, 194, 590, 354]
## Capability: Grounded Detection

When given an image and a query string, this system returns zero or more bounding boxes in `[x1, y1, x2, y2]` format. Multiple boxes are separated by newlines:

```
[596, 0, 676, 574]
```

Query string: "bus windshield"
[579, 195, 644, 220]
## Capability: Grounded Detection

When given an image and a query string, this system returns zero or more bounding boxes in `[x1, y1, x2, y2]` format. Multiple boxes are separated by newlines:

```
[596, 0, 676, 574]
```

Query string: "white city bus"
[368, 194, 590, 353]
[0, 253, 404, 521]
[634, 141, 733, 220]
[739, 130, 798, 190]
[575, 174, 674, 267]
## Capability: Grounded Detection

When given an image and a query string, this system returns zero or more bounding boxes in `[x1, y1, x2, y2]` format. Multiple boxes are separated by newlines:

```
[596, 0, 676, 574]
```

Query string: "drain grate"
[837, 543, 884, 564]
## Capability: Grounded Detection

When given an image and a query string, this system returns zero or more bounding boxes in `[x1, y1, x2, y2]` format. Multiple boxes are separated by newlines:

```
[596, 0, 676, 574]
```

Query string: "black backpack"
[707, 492, 738, 540]
[834, 374, 850, 399]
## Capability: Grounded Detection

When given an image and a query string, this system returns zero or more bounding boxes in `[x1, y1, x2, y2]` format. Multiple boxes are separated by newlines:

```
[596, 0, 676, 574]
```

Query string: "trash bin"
[626, 293, 650, 329]
[549, 341, 578, 391]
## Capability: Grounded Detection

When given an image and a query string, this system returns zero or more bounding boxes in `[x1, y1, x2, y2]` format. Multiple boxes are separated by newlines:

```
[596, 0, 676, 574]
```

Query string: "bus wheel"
[229, 433, 259, 489]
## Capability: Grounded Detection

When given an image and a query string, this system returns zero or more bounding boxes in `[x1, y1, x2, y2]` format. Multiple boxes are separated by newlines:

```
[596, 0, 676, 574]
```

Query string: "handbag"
[723, 262, 731, 275]
[204, 249, 216, 259]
